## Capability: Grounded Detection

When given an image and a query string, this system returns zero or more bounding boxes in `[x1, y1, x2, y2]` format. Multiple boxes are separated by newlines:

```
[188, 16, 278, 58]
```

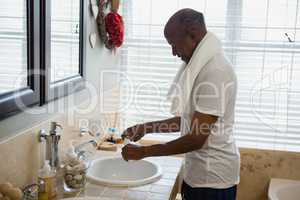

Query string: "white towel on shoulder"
[167, 31, 222, 116]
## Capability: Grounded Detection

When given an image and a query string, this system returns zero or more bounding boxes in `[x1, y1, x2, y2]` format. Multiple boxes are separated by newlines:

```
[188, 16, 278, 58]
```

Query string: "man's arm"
[121, 116, 181, 141]
[121, 112, 218, 160]
[143, 116, 181, 134]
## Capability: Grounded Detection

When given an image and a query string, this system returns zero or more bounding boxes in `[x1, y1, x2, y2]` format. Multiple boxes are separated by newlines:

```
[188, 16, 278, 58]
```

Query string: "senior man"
[121, 8, 240, 200]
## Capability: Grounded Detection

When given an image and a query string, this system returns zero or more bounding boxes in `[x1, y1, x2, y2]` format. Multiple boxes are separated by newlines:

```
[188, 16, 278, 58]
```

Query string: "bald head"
[164, 9, 207, 63]
[164, 8, 206, 40]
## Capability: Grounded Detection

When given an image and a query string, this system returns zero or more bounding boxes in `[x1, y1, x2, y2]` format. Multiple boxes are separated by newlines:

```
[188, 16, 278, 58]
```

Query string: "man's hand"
[121, 144, 146, 161]
[121, 124, 146, 142]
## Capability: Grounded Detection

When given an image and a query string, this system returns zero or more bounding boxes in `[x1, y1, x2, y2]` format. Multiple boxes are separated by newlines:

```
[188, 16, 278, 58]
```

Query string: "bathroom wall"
[237, 148, 300, 200]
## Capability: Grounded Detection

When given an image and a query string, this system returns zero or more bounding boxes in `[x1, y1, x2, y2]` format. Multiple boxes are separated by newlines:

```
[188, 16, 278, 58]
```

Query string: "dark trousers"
[181, 181, 237, 200]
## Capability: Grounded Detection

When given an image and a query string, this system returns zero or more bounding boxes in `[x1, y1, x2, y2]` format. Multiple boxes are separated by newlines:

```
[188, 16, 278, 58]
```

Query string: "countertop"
[62, 148, 182, 200]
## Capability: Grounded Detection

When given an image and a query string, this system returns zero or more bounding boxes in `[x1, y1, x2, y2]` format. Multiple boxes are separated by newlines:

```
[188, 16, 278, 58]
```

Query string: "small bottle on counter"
[107, 128, 123, 144]
[38, 160, 57, 200]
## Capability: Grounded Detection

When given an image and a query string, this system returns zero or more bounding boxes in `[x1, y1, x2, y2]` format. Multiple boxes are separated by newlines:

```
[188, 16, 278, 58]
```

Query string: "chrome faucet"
[79, 127, 95, 137]
[74, 139, 98, 154]
[39, 122, 62, 168]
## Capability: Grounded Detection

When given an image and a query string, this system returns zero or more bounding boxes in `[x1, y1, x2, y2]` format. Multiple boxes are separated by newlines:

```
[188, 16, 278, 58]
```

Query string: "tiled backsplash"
[237, 148, 300, 200]
[0, 114, 65, 186]
[1, 116, 300, 200]
[0, 124, 41, 187]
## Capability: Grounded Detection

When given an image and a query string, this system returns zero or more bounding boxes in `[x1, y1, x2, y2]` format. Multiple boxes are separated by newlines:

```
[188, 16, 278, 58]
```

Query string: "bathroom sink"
[86, 156, 162, 187]
[268, 178, 300, 200]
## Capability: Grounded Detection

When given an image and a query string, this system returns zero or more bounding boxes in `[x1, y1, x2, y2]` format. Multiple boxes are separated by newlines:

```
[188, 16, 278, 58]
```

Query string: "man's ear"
[186, 25, 198, 40]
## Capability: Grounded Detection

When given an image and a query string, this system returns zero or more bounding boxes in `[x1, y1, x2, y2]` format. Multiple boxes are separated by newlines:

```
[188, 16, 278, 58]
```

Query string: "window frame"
[0, 0, 40, 119]
[40, 0, 86, 104]
[0, 0, 87, 119]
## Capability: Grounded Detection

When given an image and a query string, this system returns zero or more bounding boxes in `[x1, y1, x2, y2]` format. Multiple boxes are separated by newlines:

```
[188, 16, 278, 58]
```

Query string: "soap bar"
[97, 142, 117, 151]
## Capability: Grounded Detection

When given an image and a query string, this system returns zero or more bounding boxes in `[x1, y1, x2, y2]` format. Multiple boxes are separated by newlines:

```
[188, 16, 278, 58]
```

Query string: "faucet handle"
[76, 150, 91, 160]
[50, 122, 63, 135]
[39, 129, 47, 142]
[79, 127, 95, 137]
[74, 140, 98, 154]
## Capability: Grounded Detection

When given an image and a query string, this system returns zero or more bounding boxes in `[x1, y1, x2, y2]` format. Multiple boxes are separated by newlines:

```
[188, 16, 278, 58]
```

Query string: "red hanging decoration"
[96, 0, 124, 50]
[105, 12, 124, 48]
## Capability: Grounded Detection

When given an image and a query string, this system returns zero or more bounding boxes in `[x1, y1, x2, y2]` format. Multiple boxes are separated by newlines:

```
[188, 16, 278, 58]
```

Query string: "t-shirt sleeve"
[192, 66, 236, 117]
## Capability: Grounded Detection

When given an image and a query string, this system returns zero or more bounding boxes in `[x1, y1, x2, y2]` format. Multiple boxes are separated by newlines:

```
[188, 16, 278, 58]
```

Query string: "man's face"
[165, 26, 196, 63]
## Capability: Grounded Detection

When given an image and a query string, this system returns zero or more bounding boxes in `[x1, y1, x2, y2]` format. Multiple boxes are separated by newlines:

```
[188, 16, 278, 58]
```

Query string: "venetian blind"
[51, 0, 80, 83]
[0, 0, 27, 94]
[120, 0, 300, 152]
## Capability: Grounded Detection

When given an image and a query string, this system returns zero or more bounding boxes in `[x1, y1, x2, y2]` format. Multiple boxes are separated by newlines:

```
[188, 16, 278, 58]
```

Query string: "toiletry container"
[38, 160, 57, 200]
[63, 144, 89, 192]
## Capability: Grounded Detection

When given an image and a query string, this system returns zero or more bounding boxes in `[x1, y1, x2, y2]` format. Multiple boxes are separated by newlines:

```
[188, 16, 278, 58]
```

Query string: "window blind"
[0, 0, 27, 94]
[51, 0, 80, 83]
[120, 0, 300, 152]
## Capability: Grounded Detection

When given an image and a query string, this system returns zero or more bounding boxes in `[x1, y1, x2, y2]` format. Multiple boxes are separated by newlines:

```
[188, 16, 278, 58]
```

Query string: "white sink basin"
[268, 178, 300, 200]
[87, 156, 162, 187]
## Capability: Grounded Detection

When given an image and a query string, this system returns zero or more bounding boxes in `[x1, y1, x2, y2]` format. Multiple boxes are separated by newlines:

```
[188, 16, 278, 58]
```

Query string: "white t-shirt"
[181, 52, 240, 189]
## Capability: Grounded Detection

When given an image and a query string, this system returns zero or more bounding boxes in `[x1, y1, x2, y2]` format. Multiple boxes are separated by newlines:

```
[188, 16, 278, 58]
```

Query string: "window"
[51, 0, 81, 83]
[42, 0, 85, 102]
[0, 0, 27, 94]
[230, 0, 300, 151]
[0, 0, 39, 119]
[121, 0, 300, 152]
[0, 0, 86, 119]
